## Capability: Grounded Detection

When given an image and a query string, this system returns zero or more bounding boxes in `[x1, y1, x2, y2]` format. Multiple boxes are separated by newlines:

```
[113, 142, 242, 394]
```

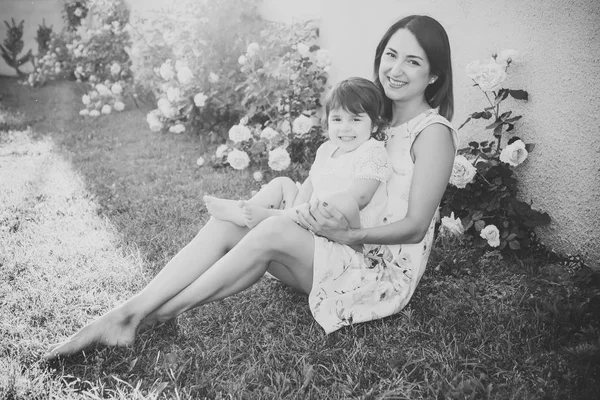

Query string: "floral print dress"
[308, 109, 458, 334]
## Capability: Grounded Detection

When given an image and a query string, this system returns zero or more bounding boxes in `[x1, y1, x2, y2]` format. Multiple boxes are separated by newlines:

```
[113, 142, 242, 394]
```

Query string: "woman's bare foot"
[43, 307, 140, 360]
[203, 196, 246, 227]
[242, 201, 279, 229]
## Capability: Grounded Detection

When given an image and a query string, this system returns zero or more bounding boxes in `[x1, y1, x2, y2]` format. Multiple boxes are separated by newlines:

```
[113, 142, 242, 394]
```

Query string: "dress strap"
[410, 111, 459, 151]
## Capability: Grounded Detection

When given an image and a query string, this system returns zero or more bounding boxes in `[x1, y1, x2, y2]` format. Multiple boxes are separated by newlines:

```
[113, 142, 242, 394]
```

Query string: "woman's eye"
[385, 51, 396, 58]
[408, 60, 420, 66]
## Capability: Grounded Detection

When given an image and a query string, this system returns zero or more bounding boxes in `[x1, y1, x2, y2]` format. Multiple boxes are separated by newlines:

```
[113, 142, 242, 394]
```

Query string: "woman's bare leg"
[145, 217, 315, 323]
[44, 217, 314, 359]
[44, 217, 249, 359]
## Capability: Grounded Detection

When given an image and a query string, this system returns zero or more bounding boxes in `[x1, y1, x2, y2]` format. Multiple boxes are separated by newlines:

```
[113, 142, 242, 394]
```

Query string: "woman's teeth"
[388, 77, 407, 88]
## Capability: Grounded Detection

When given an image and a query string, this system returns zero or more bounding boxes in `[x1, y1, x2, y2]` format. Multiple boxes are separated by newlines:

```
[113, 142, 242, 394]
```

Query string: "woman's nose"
[390, 60, 404, 76]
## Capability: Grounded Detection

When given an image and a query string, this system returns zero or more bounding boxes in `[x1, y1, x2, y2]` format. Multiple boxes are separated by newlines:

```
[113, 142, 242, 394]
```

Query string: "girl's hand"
[297, 199, 353, 244]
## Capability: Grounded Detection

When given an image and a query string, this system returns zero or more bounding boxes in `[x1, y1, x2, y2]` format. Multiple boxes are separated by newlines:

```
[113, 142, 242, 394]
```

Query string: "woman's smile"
[386, 76, 407, 89]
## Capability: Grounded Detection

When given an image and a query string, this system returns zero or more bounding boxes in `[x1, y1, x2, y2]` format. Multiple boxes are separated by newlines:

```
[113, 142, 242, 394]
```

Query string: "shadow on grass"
[1, 76, 599, 399]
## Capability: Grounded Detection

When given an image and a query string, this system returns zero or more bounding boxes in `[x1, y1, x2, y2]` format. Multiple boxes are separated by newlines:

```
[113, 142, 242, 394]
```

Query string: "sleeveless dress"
[308, 109, 458, 334]
[308, 138, 389, 230]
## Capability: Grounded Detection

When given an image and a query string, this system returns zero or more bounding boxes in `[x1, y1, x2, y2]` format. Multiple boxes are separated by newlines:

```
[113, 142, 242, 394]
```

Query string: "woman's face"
[378, 28, 434, 104]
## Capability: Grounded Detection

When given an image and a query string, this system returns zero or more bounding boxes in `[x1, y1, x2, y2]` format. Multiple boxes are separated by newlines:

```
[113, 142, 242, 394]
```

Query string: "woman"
[45, 14, 457, 359]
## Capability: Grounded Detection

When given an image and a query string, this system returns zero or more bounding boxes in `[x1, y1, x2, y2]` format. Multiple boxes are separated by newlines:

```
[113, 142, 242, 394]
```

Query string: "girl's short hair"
[323, 77, 388, 141]
[373, 15, 454, 121]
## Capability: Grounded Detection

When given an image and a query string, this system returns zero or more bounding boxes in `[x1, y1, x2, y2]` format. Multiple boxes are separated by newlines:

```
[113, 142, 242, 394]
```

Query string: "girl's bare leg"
[44, 217, 314, 359]
[44, 217, 248, 359]
[205, 177, 298, 228]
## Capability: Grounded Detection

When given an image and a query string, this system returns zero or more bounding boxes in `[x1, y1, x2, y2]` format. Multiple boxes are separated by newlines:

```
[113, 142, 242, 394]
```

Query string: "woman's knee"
[245, 216, 298, 253]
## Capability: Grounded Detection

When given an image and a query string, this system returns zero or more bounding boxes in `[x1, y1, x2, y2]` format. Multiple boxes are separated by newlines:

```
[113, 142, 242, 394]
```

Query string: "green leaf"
[472, 210, 484, 220]
[509, 240, 521, 250]
[474, 220, 485, 231]
[469, 141, 479, 149]
[509, 89, 529, 100]
[525, 143, 535, 152]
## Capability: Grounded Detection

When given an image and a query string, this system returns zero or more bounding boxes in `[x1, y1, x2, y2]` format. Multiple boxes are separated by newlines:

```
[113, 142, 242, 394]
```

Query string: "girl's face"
[378, 28, 435, 105]
[327, 107, 375, 154]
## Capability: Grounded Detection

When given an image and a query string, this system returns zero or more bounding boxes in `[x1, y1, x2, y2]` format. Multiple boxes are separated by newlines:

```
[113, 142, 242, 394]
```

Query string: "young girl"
[204, 77, 390, 250]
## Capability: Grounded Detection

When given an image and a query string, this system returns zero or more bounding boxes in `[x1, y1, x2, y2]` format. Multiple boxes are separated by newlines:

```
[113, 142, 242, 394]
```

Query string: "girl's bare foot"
[242, 202, 277, 229]
[203, 196, 246, 226]
[43, 307, 140, 360]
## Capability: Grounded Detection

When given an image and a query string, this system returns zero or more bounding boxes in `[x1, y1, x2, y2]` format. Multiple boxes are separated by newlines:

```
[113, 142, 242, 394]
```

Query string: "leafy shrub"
[35, 19, 54, 56]
[0, 18, 32, 76]
[129, 0, 262, 140]
[439, 50, 551, 255]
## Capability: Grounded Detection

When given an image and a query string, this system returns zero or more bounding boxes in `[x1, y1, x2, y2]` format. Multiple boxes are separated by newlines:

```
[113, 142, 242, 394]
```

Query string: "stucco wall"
[0, 0, 65, 76]
[261, 0, 600, 268]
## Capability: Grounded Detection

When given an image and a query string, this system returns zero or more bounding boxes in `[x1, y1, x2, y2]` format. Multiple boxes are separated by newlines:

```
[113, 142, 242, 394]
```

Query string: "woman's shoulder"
[410, 110, 458, 149]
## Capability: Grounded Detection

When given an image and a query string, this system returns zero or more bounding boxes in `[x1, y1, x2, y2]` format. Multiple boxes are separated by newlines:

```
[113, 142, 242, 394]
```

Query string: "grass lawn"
[1, 76, 599, 399]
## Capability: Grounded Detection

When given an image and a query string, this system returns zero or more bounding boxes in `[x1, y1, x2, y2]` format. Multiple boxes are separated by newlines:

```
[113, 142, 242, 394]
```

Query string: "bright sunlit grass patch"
[0, 128, 148, 398]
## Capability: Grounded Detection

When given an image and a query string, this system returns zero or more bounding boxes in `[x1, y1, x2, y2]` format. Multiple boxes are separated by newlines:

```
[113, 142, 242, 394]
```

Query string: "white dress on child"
[308, 109, 458, 334]
[308, 137, 389, 230]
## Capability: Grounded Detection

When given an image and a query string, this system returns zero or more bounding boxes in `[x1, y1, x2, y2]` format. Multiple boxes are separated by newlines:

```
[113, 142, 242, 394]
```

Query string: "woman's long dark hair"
[373, 15, 454, 121]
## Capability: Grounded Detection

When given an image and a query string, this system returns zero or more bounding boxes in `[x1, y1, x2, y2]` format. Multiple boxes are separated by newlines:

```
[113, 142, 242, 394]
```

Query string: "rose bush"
[208, 21, 329, 180]
[440, 49, 551, 254]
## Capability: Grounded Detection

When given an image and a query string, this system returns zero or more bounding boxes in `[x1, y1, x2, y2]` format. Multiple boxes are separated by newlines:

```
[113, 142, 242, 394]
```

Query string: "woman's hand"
[296, 199, 354, 244]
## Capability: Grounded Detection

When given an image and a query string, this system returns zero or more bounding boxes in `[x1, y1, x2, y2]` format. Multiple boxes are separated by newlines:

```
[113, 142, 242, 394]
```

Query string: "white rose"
[110, 62, 121, 76]
[495, 49, 519, 66]
[499, 140, 528, 167]
[196, 156, 205, 167]
[157, 98, 175, 118]
[146, 110, 163, 131]
[89, 110, 100, 117]
[149, 121, 163, 132]
[253, 171, 263, 182]
[175, 60, 193, 85]
[449, 155, 477, 188]
[280, 120, 291, 134]
[194, 92, 208, 107]
[292, 114, 314, 136]
[465, 60, 482, 80]
[474, 62, 507, 92]
[95, 83, 111, 96]
[113, 101, 125, 112]
[239, 116, 249, 126]
[111, 82, 123, 95]
[315, 49, 331, 68]
[159, 60, 175, 81]
[480, 224, 500, 247]
[215, 144, 229, 158]
[79, 109, 89, 116]
[228, 124, 252, 143]
[89, 90, 99, 100]
[101, 105, 112, 115]
[297, 43, 310, 57]
[76, 65, 84, 75]
[82, 94, 90, 105]
[169, 124, 186, 134]
[246, 42, 260, 57]
[73, 8, 83, 17]
[238, 55, 247, 65]
[208, 72, 219, 83]
[226, 149, 250, 170]
[440, 212, 464, 236]
[260, 127, 279, 140]
[166, 86, 181, 103]
[268, 147, 291, 171]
